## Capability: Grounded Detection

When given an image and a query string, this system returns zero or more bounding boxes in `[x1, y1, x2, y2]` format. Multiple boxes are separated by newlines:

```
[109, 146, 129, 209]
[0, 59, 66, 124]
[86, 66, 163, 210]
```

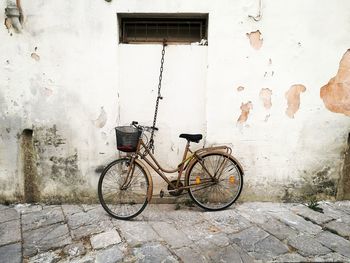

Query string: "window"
[118, 14, 208, 44]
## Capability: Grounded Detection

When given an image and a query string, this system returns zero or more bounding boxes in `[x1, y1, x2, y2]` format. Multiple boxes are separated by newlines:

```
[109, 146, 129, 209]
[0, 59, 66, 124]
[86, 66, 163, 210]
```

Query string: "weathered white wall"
[1, 0, 350, 202]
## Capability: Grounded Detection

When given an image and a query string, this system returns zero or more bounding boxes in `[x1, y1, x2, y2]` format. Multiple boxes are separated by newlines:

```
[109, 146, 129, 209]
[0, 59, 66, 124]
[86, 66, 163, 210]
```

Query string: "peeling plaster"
[264, 114, 270, 122]
[285, 84, 306, 118]
[237, 86, 245, 92]
[31, 47, 40, 61]
[93, 107, 107, 128]
[246, 30, 263, 50]
[4, 18, 12, 31]
[320, 49, 350, 116]
[31, 53, 40, 61]
[237, 101, 253, 124]
[248, 0, 263, 22]
[259, 88, 272, 110]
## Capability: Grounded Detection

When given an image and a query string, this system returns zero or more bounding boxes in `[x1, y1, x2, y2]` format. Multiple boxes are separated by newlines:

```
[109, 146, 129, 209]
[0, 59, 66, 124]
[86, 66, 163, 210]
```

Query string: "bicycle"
[98, 121, 244, 220]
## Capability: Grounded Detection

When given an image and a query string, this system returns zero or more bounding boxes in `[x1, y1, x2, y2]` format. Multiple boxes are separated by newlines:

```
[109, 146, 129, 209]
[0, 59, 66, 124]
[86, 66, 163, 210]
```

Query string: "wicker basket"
[115, 126, 141, 152]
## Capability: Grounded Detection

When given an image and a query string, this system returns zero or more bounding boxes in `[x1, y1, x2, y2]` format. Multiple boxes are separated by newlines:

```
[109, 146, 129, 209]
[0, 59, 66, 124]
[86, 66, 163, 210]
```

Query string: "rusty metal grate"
[119, 15, 208, 44]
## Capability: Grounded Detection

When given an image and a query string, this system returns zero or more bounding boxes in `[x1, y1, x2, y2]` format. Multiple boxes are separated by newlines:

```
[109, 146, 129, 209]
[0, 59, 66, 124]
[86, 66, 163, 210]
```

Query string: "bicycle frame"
[126, 137, 235, 194]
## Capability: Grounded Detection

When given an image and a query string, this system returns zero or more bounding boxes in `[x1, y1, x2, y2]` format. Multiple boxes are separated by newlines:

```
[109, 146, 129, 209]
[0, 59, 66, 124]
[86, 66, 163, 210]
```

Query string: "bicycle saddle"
[179, 134, 202, 143]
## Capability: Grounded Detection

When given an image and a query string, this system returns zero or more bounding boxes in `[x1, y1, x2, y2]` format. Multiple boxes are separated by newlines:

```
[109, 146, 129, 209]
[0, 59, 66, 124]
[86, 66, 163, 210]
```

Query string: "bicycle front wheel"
[186, 153, 243, 211]
[98, 158, 149, 220]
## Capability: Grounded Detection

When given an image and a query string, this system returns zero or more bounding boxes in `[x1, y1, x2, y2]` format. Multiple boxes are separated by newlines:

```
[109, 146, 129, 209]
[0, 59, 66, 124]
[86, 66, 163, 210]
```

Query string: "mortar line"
[60, 205, 73, 241]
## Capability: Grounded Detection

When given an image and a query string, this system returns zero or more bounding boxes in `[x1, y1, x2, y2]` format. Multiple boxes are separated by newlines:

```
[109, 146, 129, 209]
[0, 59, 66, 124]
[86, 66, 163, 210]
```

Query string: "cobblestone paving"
[0, 201, 350, 262]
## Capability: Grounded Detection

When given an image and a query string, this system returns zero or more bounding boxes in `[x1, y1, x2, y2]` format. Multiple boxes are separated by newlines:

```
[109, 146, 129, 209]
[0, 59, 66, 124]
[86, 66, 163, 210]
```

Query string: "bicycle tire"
[98, 158, 149, 220]
[186, 153, 243, 211]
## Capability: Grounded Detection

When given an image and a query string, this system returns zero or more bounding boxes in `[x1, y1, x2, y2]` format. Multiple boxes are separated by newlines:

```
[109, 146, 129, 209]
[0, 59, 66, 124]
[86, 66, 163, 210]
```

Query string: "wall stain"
[49, 153, 84, 185]
[32, 125, 91, 203]
[285, 84, 306, 118]
[237, 101, 253, 124]
[320, 49, 350, 116]
[337, 133, 350, 200]
[246, 30, 263, 50]
[42, 87, 53, 96]
[259, 88, 272, 110]
[93, 107, 107, 128]
[21, 129, 40, 203]
[282, 167, 337, 202]
[34, 125, 65, 149]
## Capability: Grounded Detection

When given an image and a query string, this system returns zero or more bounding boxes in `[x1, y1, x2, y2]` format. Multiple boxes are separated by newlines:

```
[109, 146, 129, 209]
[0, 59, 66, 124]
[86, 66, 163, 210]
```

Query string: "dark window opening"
[118, 14, 208, 44]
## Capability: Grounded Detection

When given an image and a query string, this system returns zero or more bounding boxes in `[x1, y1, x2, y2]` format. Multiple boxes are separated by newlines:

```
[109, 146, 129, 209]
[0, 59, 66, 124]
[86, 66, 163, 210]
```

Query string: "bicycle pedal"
[160, 189, 164, 198]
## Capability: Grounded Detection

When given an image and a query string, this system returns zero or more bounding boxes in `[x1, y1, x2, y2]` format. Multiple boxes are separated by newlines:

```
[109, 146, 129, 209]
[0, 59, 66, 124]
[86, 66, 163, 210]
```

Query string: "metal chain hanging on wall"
[149, 40, 167, 153]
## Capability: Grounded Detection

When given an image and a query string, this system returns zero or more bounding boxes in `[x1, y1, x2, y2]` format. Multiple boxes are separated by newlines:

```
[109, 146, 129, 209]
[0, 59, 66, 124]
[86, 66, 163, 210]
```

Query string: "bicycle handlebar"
[131, 121, 158, 131]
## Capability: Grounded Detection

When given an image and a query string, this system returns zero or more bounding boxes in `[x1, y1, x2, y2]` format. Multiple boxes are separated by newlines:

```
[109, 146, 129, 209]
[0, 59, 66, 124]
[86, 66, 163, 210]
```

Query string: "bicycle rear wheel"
[98, 158, 149, 220]
[186, 153, 243, 211]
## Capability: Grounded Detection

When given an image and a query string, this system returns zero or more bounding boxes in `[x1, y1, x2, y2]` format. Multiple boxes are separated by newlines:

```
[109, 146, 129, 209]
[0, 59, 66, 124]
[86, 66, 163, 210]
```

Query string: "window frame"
[118, 13, 208, 44]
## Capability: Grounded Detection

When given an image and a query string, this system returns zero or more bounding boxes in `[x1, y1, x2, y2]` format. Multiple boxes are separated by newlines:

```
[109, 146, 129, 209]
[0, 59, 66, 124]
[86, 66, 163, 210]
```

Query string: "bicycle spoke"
[98, 158, 149, 220]
[188, 153, 243, 210]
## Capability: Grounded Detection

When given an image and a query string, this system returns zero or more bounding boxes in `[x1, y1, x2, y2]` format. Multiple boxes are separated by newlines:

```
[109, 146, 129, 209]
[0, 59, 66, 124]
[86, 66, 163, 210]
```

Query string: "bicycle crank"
[167, 180, 184, 196]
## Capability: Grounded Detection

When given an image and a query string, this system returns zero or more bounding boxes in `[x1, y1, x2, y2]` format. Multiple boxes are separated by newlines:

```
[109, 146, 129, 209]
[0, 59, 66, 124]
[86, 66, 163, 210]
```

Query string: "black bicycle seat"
[179, 134, 202, 143]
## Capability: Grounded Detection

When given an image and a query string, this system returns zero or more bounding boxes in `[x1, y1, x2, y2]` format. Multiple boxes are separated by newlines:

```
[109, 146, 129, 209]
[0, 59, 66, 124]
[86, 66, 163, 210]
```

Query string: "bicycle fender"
[134, 158, 154, 202]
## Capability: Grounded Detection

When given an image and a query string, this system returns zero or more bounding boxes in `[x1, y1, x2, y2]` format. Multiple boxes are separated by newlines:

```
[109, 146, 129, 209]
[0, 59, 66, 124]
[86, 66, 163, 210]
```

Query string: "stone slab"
[318, 202, 345, 219]
[28, 251, 61, 263]
[230, 226, 270, 252]
[139, 204, 175, 222]
[325, 220, 350, 239]
[132, 242, 178, 263]
[316, 231, 350, 258]
[208, 244, 254, 263]
[0, 219, 21, 246]
[290, 204, 333, 225]
[287, 234, 331, 257]
[0, 242, 21, 263]
[0, 205, 8, 211]
[205, 209, 252, 234]
[310, 252, 350, 262]
[238, 207, 299, 241]
[66, 208, 114, 240]
[116, 221, 161, 245]
[81, 204, 100, 212]
[95, 246, 124, 263]
[259, 216, 298, 241]
[22, 206, 65, 232]
[204, 233, 230, 248]
[268, 210, 322, 235]
[236, 202, 294, 214]
[175, 220, 223, 242]
[23, 223, 72, 257]
[0, 207, 19, 223]
[14, 204, 43, 214]
[90, 229, 122, 250]
[333, 201, 350, 215]
[174, 246, 207, 263]
[61, 204, 84, 216]
[273, 253, 307, 262]
[250, 235, 290, 261]
[61, 255, 95, 263]
[151, 221, 193, 248]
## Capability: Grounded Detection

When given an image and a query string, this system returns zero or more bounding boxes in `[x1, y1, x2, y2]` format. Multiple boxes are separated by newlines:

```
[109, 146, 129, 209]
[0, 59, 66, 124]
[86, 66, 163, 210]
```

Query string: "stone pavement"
[1, 201, 350, 263]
